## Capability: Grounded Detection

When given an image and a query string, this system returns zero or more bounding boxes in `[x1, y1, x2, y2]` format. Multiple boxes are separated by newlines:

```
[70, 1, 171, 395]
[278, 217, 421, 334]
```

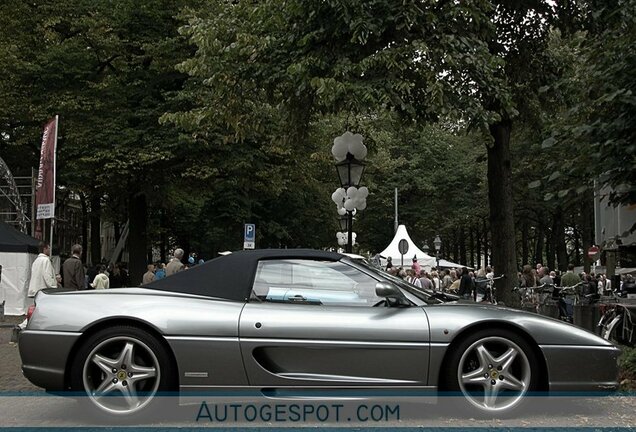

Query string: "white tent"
[378, 224, 472, 271]
[379, 225, 436, 269]
[438, 258, 473, 270]
[0, 222, 41, 315]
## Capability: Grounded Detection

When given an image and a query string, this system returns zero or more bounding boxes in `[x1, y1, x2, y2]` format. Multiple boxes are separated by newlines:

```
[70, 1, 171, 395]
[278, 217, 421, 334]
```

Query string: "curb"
[0, 323, 18, 328]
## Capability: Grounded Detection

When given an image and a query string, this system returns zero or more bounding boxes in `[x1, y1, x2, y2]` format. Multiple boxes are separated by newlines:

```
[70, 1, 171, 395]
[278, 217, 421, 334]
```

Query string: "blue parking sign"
[244, 224, 255, 249]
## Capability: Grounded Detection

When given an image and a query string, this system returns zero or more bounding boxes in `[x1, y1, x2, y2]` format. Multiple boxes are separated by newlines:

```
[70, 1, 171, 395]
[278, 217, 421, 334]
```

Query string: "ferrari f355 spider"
[19, 250, 619, 418]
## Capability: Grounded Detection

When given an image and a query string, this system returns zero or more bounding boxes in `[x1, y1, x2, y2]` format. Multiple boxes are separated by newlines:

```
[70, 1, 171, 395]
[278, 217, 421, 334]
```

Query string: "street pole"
[347, 211, 353, 253]
[394, 188, 398, 234]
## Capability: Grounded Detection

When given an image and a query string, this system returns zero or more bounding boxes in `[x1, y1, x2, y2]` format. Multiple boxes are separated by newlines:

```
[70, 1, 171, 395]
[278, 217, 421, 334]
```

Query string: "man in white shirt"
[28, 241, 57, 297]
[20, 242, 56, 330]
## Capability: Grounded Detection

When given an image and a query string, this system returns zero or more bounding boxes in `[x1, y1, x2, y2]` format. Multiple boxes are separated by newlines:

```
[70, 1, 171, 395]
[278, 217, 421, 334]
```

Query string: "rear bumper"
[541, 344, 621, 392]
[19, 330, 81, 391]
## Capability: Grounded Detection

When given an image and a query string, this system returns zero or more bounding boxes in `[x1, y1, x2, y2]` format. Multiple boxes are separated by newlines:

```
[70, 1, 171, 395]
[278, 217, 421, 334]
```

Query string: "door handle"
[288, 294, 307, 302]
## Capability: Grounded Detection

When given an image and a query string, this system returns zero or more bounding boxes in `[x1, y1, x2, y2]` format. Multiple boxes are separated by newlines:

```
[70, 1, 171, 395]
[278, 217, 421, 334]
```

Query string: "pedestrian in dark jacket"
[62, 244, 85, 290]
[458, 267, 474, 299]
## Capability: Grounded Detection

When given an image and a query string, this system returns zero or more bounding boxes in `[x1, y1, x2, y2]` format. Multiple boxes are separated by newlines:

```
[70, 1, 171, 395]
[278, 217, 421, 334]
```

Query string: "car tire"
[70, 325, 176, 420]
[442, 328, 540, 417]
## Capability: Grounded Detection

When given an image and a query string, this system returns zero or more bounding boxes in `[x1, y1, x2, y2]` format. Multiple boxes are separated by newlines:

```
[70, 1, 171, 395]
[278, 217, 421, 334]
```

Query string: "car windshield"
[354, 260, 444, 305]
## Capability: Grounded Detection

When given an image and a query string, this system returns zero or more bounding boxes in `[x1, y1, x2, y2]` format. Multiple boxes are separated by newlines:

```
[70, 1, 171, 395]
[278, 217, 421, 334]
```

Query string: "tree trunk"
[160, 208, 167, 263]
[128, 193, 148, 286]
[487, 120, 519, 307]
[483, 218, 489, 267]
[581, 190, 594, 274]
[459, 227, 467, 266]
[111, 221, 122, 264]
[469, 227, 475, 269]
[80, 193, 88, 264]
[90, 193, 101, 265]
[534, 224, 544, 267]
[546, 226, 555, 271]
[521, 219, 529, 268]
[554, 205, 568, 271]
[573, 227, 581, 266]
[476, 225, 482, 270]
[452, 228, 459, 263]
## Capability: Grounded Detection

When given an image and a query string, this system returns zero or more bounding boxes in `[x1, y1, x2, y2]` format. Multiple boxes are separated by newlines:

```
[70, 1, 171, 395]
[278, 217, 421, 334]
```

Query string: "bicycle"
[598, 301, 635, 346]
[476, 274, 505, 305]
[514, 283, 552, 313]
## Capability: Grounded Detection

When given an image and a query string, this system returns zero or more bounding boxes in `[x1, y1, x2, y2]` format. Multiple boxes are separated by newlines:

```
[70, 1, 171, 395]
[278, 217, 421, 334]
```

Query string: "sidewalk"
[0, 315, 24, 328]
[0, 324, 40, 392]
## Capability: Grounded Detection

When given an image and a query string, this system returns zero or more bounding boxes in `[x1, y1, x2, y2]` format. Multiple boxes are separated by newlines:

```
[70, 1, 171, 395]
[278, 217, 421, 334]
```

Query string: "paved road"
[0, 318, 39, 393]
[1, 323, 634, 428]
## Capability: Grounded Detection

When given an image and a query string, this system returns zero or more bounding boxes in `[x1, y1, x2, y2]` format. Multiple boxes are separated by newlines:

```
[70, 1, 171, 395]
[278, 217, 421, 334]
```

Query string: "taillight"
[26, 304, 36, 320]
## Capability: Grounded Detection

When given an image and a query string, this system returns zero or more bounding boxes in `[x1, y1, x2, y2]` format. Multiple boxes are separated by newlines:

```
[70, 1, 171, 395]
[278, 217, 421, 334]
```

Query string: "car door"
[239, 258, 430, 387]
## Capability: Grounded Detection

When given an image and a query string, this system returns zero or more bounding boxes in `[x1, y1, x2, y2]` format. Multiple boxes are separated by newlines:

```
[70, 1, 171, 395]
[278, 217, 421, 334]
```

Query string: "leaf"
[548, 171, 561, 182]
[541, 137, 556, 149]
[538, 86, 550, 93]
[557, 189, 570, 198]
[527, 180, 541, 189]
[544, 193, 554, 201]
[576, 186, 588, 194]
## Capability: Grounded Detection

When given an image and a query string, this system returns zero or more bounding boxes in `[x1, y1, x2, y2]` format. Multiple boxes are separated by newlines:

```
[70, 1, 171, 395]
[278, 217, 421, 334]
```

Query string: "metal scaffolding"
[0, 156, 29, 233]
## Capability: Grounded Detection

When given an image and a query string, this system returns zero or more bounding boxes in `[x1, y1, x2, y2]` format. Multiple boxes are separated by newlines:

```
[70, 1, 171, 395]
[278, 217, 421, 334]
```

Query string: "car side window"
[251, 259, 382, 306]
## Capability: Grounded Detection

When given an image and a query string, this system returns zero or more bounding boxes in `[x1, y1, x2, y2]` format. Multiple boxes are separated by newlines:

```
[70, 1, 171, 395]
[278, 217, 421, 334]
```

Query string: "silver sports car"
[19, 249, 620, 418]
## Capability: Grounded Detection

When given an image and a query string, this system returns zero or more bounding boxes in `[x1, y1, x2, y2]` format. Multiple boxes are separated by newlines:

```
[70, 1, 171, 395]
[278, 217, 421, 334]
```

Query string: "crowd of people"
[383, 255, 636, 301]
[25, 243, 204, 303]
[25, 243, 636, 303]
[383, 255, 491, 300]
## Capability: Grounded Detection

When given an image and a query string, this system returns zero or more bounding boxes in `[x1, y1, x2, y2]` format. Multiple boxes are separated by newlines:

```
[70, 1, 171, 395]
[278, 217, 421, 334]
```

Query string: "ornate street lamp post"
[331, 132, 368, 253]
[434, 235, 442, 270]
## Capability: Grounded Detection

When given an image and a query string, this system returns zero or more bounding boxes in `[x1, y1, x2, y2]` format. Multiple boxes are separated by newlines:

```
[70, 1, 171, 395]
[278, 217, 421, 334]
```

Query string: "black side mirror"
[375, 282, 401, 298]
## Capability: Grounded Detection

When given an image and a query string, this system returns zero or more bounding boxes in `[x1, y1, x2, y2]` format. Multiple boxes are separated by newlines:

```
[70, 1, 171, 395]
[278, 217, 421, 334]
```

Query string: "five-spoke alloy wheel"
[444, 328, 539, 415]
[71, 325, 174, 417]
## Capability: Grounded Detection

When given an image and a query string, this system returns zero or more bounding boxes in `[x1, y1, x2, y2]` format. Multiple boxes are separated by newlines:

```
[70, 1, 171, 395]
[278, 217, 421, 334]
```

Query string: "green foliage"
[1, 0, 632, 264]
[544, 2, 636, 206]
[619, 346, 636, 391]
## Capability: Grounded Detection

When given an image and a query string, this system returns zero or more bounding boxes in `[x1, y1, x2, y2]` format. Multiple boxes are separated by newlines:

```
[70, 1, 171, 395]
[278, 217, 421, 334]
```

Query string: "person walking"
[441, 270, 452, 292]
[458, 267, 474, 299]
[474, 268, 489, 302]
[142, 264, 156, 284]
[27, 241, 57, 298]
[62, 244, 85, 290]
[90, 265, 110, 289]
[560, 264, 580, 287]
[154, 263, 166, 280]
[166, 248, 185, 276]
[538, 266, 553, 286]
[20, 241, 57, 330]
[405, 269, 422, 288]
[411, 256, 421, 276]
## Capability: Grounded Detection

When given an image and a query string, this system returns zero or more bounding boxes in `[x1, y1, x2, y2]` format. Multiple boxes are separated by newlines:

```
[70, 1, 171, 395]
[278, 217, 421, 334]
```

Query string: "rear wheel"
[70, 325, 175, 418]
[443, 328, 539, 415]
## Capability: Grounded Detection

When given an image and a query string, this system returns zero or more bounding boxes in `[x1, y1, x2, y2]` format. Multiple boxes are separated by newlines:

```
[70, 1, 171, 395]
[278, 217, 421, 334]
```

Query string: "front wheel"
[443, 328, 539, 415]
[70, 325, 175, 418]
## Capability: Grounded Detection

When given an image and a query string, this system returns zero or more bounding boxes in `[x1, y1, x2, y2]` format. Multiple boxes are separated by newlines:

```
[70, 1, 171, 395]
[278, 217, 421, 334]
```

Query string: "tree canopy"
[1, 0, 633, 286]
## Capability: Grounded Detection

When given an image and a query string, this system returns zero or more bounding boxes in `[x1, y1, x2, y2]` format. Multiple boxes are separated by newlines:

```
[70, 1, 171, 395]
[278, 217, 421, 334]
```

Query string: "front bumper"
[19, 330, 81, 391]
[541, 344, 621, 392]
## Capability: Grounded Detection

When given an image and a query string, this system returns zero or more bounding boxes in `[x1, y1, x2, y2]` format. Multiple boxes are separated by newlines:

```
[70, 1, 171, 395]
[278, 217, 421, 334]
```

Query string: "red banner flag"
[34, 117, 58, 239]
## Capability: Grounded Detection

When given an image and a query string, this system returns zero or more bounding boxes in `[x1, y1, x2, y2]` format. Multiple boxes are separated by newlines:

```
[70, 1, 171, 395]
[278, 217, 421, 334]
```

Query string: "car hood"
[424, 301, 616, 347]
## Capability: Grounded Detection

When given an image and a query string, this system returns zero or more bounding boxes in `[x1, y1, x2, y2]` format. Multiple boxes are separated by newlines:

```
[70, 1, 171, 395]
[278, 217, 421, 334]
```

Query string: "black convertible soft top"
[144, 249, 345, 301]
